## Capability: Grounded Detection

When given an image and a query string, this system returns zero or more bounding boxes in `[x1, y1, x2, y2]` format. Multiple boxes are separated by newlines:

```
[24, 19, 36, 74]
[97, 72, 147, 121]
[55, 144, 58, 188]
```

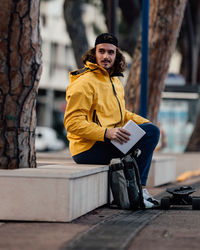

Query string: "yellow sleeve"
[64, 85, 106, 141]
[124, 109, 150, 125]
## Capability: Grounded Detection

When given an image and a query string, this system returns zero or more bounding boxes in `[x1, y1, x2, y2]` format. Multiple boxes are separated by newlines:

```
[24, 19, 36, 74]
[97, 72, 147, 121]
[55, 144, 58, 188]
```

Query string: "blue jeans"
[73, 123, 160, 185]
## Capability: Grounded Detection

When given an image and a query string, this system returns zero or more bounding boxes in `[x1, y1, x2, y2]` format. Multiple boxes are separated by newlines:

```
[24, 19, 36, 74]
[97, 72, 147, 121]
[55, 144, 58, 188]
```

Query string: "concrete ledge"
[0, 154, 177, 222]
[147, 155, 176, 187]
[0, 164, 108, 222]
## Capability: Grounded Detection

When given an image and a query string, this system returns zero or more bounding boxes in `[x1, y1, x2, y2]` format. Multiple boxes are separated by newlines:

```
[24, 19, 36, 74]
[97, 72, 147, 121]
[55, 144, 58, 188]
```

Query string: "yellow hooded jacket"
[64, 61, 149, 156]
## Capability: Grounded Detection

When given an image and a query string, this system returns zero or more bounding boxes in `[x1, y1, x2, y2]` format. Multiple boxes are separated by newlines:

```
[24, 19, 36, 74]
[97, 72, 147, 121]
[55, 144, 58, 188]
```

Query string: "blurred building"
[37, 0, 106, 143]
[37, 0, 72, 143]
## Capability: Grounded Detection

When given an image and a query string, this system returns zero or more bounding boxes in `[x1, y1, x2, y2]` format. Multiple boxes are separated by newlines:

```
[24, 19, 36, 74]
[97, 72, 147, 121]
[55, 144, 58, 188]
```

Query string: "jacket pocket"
[92, 110, 101, 126]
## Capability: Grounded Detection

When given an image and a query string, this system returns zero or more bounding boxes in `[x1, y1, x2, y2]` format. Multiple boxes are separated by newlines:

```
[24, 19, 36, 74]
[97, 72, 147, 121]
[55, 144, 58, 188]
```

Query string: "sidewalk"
[0, 151, 200, 250]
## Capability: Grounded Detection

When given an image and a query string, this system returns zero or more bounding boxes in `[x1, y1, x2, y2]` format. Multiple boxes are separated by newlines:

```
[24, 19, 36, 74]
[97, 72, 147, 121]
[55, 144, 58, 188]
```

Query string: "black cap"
[95, 33, 118, 47]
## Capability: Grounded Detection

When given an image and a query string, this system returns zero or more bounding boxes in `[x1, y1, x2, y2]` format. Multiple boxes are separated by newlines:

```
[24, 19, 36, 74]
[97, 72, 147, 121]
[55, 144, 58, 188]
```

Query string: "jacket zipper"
[110, 77, 123, 126]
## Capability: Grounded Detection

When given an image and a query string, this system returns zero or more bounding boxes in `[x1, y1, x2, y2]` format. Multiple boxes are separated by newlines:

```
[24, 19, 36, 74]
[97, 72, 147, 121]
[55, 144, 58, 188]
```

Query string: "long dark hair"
[82, 47, 127, 76]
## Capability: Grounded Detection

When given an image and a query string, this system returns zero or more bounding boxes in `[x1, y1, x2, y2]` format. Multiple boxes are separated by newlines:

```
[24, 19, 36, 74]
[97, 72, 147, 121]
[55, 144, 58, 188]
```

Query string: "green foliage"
[92, 22, 103, 36]
[118, 19, 129, 36]
[85, 0, 102, 8]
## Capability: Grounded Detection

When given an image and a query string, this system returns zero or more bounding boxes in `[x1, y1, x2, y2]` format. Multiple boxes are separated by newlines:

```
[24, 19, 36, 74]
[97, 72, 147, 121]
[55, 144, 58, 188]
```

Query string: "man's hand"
[105, 127, 131, 144]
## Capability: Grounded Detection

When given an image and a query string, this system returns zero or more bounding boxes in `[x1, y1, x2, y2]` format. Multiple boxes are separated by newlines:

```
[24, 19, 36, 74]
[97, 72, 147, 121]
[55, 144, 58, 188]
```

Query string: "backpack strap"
[130, 156, 145, 209]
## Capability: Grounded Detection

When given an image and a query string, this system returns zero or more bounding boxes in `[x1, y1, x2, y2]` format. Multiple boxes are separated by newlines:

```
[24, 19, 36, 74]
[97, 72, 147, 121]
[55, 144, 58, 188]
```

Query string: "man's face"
[95, 43, 117, 70]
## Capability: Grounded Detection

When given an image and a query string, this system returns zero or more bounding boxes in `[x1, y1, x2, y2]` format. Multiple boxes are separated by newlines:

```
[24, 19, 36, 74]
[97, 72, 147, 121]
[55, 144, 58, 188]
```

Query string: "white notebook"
[111, 120, 146, 154]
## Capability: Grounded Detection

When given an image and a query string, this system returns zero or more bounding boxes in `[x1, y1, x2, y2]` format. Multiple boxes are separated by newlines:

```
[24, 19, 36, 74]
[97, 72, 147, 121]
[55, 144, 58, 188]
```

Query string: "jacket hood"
[69, 62, 102, 83]
[69, 61, 123, 84]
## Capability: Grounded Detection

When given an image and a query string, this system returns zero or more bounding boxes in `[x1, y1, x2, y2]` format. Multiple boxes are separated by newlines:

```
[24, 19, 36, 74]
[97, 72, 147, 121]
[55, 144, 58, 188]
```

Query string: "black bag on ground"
[108, 152, 145, 210]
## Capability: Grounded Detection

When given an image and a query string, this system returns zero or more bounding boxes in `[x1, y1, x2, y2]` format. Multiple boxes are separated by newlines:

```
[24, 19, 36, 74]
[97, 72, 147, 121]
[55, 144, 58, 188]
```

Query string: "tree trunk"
[0, 0, 42, 169]
[178, 0, 200, 85]
[125, 0, 187, 123]
[102, 0, 142, 56]
[179, 0, 200, 84]
[63, 0, 89, 68]
[118, 0, 142, 56]
[185, 112, 200, 151]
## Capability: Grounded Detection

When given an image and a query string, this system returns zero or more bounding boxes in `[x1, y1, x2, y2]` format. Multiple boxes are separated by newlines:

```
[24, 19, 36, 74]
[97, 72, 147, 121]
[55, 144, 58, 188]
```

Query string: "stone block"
[147, 155, 176, 187]
[0, 165, 108, 222]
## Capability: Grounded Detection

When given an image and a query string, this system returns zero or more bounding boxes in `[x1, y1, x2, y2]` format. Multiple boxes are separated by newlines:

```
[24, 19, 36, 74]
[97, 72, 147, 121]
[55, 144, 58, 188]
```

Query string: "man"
[64, 33, 160, 208]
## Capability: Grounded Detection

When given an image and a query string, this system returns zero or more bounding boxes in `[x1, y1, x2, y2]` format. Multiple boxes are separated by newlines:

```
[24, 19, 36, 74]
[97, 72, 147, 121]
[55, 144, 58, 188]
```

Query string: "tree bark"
[179, 0, 200, 84]
[63, 0, 89, 68]
[125, 0, 187, 123]
[0, 0, 42, 169]
[185, 112, 200, 151]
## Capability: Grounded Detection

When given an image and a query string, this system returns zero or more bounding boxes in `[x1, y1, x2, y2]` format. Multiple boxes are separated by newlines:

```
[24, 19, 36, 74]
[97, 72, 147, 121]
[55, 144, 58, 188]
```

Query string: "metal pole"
[140, 0, 149, 118]
[107, 0, 118, 37]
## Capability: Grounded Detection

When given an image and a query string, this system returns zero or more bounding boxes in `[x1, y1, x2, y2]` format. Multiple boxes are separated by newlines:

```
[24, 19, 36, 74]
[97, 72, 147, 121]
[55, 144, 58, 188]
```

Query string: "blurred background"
[36, 0, 200, 154]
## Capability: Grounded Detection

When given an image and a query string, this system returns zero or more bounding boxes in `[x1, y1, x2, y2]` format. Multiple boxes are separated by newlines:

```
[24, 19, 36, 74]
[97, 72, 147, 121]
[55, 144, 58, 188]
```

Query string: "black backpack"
[108, 151, 145, 210]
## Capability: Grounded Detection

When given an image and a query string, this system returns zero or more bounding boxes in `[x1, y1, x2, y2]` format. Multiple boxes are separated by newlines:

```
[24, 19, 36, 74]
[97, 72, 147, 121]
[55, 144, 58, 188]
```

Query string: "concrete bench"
[0, 154, 176, 222]
[0, 164, 108, 222]
[147, 155, 176, 186]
